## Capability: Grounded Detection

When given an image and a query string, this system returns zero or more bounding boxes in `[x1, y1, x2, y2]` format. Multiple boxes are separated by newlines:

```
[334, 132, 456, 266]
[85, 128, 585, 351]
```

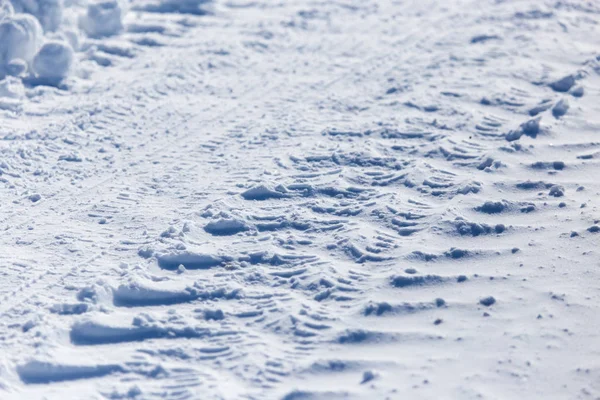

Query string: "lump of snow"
[552, 98, 569, 119]
[520, 117, 541, 136]
[446, 248, 469, 259]
[241, 185, 288, 201]
[470, 34, 500, 44]
[570, 86, 584, 98]
[475, 201, 506, 214]
[549, 75, 575, 93]
[28, 193, 42, 202]
[156, 251, 223, 270]
[137, 246, 154, 259]
[204, 219, 249, 236]
[479, 296, 496, 307]
[0, 13, 43, 79]
[49, 303, 88, 315]
[32, 40, 73, 84]
[391, 275, 444, 288]
[361, 370, 377, 384]
[58, 153, 82, 162]
[364, 302, 392, 316]
[80, 0, 126, 38]
[203, 309, 224, 320]
[506, 117, 541, 142]
[548, 185, 564, 197]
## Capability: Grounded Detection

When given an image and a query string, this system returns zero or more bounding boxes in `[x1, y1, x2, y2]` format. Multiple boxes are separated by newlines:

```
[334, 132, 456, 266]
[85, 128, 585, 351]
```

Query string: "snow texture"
[1, 0, 600, 399]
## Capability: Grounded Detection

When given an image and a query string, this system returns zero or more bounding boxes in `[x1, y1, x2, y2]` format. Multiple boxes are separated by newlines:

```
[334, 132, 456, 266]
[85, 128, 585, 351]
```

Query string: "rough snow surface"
[0, 0, 600, 399]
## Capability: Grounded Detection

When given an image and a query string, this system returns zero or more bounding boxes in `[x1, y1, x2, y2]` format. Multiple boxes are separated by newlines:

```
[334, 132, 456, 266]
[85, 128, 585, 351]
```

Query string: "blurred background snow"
[0, 0, 129, 89]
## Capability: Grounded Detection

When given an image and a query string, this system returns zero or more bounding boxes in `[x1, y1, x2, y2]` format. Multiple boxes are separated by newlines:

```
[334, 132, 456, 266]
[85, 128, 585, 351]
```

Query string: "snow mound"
[32, 39, 73, 83]
[79, 0, 126, 38]
[0, 12, 43, 79]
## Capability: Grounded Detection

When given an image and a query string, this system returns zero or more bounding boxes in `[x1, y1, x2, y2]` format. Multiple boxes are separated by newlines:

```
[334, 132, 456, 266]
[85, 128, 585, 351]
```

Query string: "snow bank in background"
[10, 0, 63, 32]
[0, 0, 127, 88]
[80, 0, 126, 38]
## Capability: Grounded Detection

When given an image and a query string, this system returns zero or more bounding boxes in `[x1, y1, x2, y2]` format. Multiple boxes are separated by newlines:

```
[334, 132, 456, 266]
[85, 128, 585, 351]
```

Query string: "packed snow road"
[1, 0, 599, 399]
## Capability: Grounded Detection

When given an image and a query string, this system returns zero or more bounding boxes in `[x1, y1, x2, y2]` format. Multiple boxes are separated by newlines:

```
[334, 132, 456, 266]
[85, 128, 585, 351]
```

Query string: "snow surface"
[0, 0, 600, 399]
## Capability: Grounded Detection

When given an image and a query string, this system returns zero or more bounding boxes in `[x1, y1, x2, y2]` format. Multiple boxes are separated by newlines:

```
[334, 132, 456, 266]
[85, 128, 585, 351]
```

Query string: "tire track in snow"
[0, 0, 445, 318]
[10, 0, 599, 398]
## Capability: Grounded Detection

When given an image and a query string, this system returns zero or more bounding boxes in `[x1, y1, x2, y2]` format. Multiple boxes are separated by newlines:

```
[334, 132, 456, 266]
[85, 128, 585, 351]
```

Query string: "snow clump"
[79, 0, 127, 38]
[0, 0, 128, 89]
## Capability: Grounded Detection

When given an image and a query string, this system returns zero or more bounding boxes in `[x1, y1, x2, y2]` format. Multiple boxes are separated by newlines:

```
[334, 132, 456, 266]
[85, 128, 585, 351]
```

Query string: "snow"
[0, 0, 600, 398]
[0, 75, 24, 98]
[0, 13, 43, 79]
[0, 0, 124, 86]
[79, 0, 126, 38]
[10, 0, 63, 32]
[32, 40, 73, 83]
